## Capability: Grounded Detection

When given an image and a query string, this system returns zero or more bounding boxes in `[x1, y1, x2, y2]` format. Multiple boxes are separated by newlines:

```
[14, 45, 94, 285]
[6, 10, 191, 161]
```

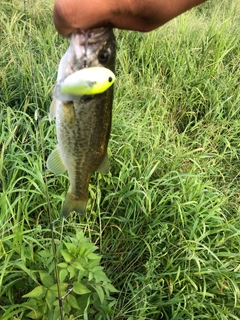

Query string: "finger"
[53, 0, 110, 37]
[109, 15, 161, 32]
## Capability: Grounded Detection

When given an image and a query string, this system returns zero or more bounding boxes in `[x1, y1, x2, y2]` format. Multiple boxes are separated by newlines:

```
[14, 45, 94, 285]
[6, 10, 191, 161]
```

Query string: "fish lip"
[74, 28, 112, 45]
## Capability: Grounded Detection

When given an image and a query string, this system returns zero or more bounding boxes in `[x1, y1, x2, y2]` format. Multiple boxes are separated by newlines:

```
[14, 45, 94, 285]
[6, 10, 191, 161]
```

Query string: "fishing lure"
[54, 67, 115, 100]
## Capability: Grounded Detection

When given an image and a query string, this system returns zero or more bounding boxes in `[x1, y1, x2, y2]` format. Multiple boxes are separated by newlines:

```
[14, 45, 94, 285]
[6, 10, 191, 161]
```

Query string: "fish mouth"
[74, 28, 112, 45]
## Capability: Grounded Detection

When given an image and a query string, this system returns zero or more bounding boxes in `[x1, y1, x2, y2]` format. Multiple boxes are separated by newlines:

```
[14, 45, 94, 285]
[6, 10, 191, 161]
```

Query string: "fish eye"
[98, 49, 109, 64]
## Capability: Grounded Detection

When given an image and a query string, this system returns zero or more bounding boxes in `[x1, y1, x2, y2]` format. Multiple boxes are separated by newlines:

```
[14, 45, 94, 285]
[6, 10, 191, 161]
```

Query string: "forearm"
[113, 0, 209, 31]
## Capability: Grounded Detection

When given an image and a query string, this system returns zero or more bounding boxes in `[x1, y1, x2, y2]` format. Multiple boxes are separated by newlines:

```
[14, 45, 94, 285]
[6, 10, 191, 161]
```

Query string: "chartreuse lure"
[54, 67, 115, 100]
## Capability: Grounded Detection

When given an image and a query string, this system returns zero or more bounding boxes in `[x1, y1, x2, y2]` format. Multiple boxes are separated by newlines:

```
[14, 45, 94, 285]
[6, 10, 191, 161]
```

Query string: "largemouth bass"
[48, 28, 116, 218]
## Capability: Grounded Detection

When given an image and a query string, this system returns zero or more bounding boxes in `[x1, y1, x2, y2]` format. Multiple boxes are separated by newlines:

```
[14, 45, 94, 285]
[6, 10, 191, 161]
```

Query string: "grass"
[1, 0, 240, 319]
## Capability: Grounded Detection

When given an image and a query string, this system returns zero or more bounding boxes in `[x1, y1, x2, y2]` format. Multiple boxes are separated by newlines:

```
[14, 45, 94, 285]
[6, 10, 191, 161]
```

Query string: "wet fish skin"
[48, 28, 116, 217]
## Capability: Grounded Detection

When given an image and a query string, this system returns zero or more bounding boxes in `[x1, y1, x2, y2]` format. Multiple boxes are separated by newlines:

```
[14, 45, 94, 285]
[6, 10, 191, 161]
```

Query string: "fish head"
[70, 28, 116, 73]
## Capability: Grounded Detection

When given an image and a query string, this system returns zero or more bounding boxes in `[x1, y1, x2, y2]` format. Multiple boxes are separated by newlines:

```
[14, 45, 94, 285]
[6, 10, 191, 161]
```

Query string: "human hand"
[53, 0, 207, 37]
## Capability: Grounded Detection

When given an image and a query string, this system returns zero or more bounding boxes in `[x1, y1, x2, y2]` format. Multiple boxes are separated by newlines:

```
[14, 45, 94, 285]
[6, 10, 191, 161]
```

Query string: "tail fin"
[61, 193, 88, 218]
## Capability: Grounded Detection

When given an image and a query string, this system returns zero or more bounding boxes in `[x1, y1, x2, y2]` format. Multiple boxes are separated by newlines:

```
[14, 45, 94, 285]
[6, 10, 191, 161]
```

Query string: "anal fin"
[96, 153, 110, 175]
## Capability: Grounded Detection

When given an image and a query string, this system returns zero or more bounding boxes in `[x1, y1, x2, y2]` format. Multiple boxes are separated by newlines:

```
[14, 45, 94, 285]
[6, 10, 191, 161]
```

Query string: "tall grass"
[1, 0, 240, 319]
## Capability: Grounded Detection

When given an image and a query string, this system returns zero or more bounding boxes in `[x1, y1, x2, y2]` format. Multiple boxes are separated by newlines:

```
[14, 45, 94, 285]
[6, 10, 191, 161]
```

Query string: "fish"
[55, 66, 116, 98]
[47, 28, 116, 218]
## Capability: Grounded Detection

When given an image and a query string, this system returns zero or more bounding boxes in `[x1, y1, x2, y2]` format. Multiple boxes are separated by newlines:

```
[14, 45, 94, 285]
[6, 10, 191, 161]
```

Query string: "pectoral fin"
[49, 99, 57, 121]
[96, 153, 110, 175]
[62, 101, 75, 126]
[47, 145, 66, 174]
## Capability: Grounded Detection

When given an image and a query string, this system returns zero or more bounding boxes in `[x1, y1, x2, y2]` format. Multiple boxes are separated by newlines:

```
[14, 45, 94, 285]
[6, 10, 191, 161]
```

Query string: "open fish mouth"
[70, 27, 115, 70]
[53, 27, 115, 102]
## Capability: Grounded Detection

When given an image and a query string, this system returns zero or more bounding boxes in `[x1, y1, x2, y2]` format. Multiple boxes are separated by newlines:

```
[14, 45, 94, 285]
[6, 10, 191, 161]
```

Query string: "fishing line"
[83, 30, 89, 68]
[23, 1, 64, 319]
